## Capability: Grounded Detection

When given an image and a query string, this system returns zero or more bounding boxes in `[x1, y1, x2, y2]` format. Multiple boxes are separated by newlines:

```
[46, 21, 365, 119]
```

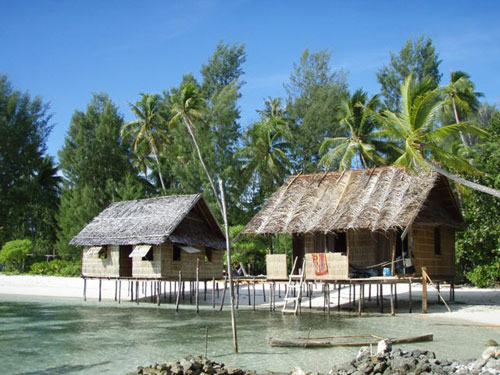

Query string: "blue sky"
[1, 0, 500, 159]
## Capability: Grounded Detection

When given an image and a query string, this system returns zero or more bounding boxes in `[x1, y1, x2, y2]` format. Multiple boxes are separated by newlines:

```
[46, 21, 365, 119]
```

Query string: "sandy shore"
[1, 274, 499, 325]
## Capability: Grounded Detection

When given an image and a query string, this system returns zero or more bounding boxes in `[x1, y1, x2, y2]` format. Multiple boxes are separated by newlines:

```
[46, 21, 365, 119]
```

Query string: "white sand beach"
[1, 274, 499, 326]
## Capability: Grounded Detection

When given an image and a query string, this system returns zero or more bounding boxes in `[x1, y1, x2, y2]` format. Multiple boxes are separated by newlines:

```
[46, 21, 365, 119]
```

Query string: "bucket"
[382, 267, 391, 276]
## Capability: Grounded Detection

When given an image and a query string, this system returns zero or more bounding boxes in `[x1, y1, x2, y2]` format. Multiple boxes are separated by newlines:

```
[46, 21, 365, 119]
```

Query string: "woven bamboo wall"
[82, 245, 120, 277]
[132, 245, 163, 278]
[411, 225, 455, 279]
[161, 241, 223, 280]
[303, 233, 314, 253]
[304, 253, 348, 280]
[348, 229, 380, 267]
[266, 254, 288, 280]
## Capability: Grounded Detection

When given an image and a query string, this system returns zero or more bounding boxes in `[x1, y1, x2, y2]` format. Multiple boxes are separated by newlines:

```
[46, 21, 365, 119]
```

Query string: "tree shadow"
[14, 361, 111, 375]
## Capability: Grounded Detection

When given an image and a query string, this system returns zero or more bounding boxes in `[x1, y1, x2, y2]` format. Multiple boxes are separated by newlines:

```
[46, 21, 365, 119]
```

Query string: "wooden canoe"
[268, 334, 433, 348]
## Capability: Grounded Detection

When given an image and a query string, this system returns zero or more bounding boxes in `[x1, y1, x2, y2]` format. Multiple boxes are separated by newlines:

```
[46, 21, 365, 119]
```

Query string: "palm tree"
[240, 110, 292, 196]
[441, 71, 483, 147]
[168, 83, 223, 214]
[377, 74, 500, 199]
[319, 89, 389, 170]
[121, 93, 167, 192]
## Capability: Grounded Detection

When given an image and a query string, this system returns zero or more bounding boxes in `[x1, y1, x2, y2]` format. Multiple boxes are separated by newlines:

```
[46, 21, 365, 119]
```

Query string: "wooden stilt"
[135, 281, 139, 304]
[326, 283, 330, 315]
[390, 283, 395, 316]
[376, 282, 379, 306]
[219, 276, 227, 311]
[252, 282, 256, 311]
[176, 271, 182, 312]
[337, 283, 341, 312]
[353, 283, 356, 310]
[394, 284, 398, 309]
[322, 284, 326, 312]
[309, 283, 312, 309]
[236, 279, 240, 309]
[118, 280, 121, 304]
[190, 281, 193, 305]
[212, 278, 216, 308]
[114, 280, 118, 302]
[204, 280, 207, 302]
[408, 279, 412, 313]
[157, 281, 161, 306]
[247, 282, 251, 306]
[349, 284, 352, 308]
[182, 281, 185, 300]
[216, 280, 219, 299]
[262, 283, 266, 302]
[98, 278, 102, 302]
[368, 283, 371, 302]
[422, 267, 428, 313]
[169, 281, 172, 303]
[379, 282, 384, 313]
[358, 283, 363, 316]
[278, 283, 281, 298]
[130, 280, 133, 302]
[83, 278, 87, 301]
[437, 282, 441, 304]
[196, 259, 200, 313]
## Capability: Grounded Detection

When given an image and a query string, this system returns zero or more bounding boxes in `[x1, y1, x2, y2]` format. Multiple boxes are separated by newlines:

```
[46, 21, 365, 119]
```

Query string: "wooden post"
[130, 280, 133, 302]
[349, 284, 352, 308]
[190, 281, 193, 305]
[216, 280, 219, 298]
[352, 283, 356, 309]
[118, 280, 121, 304]
[204, 280, 207, 302]
[358, 283, 363, 316]
[212, 277, 215, 308]
[157, 281, 161, 306]
[422, 267, 428, 313]
[247, 282, 251, 306]
[408, 279, 412, 313]
[176, 271, 182, 312]
[98, 278, 102, 302]
[236, 279, 240, 309]
[114, 280, 118, 302]
[219, 177, 238, 353]
[253, 281, 256, 311]
[379, 282, 384, 313]
[368, 283, 371, 302]
[262, 283, 266, 302]
[326, 283, 330, 315]
[196, 259, 200, 313]
[337, 283, 341, 312]
[83, 278, 87, 301]
[390, 283, 395, 316]
[394, 284, 398, 309]
[391, 231, 396, 276]
[278, 283, 281, 298]
[219, 275, 227, 311]
[309, 283, 312, 309]
[437, 282, 441, 304]
[136, 280, 139, 304]
[169, 281, 172, 303]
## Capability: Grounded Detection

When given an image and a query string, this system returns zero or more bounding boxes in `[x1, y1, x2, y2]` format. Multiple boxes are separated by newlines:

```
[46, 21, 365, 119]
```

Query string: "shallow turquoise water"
[0, 294, 496, 375]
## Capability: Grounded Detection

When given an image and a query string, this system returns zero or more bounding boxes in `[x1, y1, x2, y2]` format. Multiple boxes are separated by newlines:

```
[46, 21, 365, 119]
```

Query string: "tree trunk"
[427, 161, 500, 199]
[150, 140, 166, 193]
[452, 97, 469, 148]
[182, 114, 223, 214]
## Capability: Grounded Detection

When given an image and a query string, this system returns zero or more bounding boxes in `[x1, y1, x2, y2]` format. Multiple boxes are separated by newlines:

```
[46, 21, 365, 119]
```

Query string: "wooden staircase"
[282, 257, 306, 315]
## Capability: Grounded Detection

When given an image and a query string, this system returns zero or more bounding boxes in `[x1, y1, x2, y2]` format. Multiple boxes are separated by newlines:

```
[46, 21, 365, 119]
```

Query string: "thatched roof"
[70, 194, 226, 248]
[242, 166, 463, 235]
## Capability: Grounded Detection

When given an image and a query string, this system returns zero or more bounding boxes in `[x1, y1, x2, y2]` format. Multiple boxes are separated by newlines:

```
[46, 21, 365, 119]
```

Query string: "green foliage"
[229, 225, 268, 274]
[377, 35, 442, 111]
[57, 94, 137, 259]
[456, 113, 500, 286]
[30, 259, 81, 277]
[285, 48, 348, 172]
[466, 263, 500, 288]
[0, 239, 33, 271]
[0, 76, 60, 251]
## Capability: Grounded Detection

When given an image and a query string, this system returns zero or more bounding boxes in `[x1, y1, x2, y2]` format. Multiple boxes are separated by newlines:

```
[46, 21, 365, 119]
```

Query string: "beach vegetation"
[0, 239, 33, 272]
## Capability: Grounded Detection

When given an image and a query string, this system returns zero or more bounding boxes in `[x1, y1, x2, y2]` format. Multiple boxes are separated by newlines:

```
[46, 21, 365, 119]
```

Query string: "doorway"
[119, 245, 133, 277]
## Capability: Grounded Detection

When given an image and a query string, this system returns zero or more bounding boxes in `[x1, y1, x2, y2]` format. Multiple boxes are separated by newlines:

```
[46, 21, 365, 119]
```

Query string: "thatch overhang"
[241, 166, 464, 235]
[70, 194, 226, 248]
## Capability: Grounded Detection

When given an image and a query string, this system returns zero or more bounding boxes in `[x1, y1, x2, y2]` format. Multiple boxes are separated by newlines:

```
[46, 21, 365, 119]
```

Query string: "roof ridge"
[108, 193, 201, 206]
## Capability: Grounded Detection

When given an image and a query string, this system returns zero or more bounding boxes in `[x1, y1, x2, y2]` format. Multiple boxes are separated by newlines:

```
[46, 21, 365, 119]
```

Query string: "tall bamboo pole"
[219, 178, 238, 353]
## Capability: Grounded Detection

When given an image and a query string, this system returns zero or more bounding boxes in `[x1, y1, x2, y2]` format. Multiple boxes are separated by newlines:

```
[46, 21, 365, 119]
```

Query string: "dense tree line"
[1, 37, 499, 285]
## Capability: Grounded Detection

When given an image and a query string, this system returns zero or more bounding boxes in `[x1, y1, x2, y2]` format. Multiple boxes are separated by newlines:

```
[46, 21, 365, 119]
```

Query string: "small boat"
[268, 333, 433, 348]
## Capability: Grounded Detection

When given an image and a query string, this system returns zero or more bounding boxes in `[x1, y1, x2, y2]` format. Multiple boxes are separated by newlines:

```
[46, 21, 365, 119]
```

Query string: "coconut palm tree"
[319, 89, 390, 170]
[377, 74, 500, 199]
[168, 83, 223, 214]
[121, 93, 167, 192]
[441, 71, 483, 147]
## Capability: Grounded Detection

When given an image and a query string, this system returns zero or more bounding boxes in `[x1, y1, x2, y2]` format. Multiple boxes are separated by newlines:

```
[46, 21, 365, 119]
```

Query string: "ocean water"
[0, 294, 496, 375]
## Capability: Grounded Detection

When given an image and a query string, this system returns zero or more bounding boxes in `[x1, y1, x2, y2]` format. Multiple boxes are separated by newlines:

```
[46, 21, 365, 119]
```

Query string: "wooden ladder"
[282, 257, 306, 315]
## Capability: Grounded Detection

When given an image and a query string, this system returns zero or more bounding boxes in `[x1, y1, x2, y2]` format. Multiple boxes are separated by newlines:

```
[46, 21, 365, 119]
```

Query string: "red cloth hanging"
[312, 253, 329, 276]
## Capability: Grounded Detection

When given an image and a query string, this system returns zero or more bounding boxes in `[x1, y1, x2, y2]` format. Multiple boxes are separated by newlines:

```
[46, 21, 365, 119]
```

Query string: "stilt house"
[241, 166, 464, 283]
[70, 194, 226, 280]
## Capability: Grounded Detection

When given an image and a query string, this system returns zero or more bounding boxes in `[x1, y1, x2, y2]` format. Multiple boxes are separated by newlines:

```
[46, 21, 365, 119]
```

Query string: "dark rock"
[355, 361, 373, 374]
